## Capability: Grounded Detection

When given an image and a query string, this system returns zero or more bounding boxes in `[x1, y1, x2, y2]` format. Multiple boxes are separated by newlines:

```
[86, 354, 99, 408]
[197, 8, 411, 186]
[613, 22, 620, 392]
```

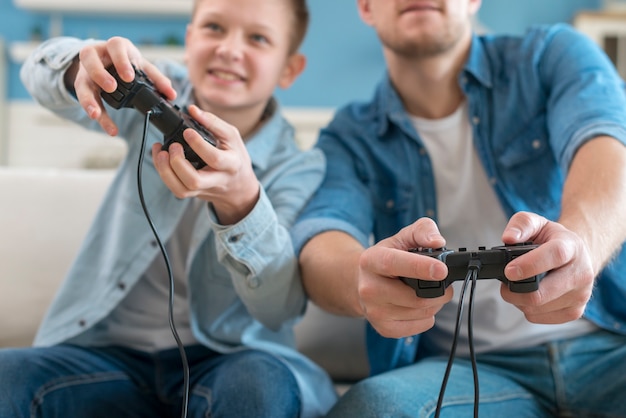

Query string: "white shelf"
[574, 11, 626, 80]
[574, 11, 626, 46]
[13, 0, 192, 16]
[9, 41, 185, 64]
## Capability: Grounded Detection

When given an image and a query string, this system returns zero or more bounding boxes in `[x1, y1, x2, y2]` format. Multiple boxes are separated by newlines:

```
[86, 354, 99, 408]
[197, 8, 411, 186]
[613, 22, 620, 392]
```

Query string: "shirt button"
[118, 282, 126, 291]
[419, 148, 427, 156]
[405, 337, 414, 345]
[489, 177, 497, 186]
[78, 319, 87, 327]
[248, 277, 260, 289]
[426, 209, 435, 218]
[386, 200, 395, 209]
[150, 240, 158, 248]
[228, 234, 243, 243]
[472, 116, 480, 125]
[532, 139, 542, 149]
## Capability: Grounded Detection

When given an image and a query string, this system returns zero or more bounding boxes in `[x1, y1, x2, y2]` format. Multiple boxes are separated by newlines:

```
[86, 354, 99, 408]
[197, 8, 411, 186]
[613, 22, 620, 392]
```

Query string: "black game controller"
[100, 65, 217, 169]
[400, 242, 546, 298]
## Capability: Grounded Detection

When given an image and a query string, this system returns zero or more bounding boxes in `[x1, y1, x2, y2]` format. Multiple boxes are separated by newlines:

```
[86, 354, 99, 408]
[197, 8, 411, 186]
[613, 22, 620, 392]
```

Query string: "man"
[292, 0, 626, 416]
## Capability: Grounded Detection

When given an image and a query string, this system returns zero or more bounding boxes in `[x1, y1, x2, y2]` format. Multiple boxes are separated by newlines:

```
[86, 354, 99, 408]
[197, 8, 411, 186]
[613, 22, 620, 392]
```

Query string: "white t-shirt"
[411, 101, 596, 356]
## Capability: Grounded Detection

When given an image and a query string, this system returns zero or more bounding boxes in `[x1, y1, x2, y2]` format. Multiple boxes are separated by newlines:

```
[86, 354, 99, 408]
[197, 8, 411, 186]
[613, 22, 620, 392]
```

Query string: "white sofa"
[0, 166, 369, 388]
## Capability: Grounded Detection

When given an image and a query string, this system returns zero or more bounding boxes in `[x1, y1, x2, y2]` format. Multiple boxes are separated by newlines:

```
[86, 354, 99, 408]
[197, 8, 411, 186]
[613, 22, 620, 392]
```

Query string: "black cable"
[434, 260, 481, 418]
[434, 268, 472, 417]
[467, 262, 480, 418]
[138, 111, 190, 418]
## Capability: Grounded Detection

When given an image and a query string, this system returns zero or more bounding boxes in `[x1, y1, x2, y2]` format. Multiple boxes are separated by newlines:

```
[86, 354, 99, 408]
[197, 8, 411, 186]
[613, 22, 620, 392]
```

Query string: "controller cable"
[434, 259, 481, 418]
[138, 110, 191, 418]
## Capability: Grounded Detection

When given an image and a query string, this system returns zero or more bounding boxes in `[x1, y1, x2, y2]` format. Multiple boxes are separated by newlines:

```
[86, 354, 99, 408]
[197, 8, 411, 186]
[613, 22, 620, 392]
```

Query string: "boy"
[0, 0, 337, 417]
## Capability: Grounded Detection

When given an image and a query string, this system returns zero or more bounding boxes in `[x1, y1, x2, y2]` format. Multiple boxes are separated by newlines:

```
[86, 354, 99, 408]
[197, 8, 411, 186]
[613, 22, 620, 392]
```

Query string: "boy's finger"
[152, 143, 190, 195]
[74, 77, 118, 136]
[186, 105, 239, 145]
[141, 61, 177, 101]
[77, 47, 118, 93]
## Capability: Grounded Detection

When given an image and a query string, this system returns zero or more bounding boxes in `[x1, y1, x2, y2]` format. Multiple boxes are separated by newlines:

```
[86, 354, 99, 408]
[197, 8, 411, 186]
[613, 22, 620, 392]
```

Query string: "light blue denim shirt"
[292, 24, 626, 377]
[21, 37, 336, 417]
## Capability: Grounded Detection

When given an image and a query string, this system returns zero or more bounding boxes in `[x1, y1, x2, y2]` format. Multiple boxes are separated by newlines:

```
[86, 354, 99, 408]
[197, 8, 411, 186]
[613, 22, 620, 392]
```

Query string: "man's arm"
[300, 231, 365, 317]
[502, 135, 626, 324]
[559, 136, 626, 273]
[299, 220, 451, 338]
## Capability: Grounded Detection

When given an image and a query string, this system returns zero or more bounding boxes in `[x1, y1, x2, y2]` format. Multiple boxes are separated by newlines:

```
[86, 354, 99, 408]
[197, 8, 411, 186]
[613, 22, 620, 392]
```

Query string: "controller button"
[419, 280, 441, 289]
[110, 90, 125, 102]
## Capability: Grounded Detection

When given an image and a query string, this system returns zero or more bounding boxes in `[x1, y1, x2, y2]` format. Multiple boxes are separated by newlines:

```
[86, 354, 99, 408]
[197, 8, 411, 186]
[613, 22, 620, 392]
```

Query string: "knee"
[0, 348, 41, 390]
[332, 377, 397, 413]
[196, 350, 301, 418]
[0, 348, 46, 415]
[327, 375, 433, 418]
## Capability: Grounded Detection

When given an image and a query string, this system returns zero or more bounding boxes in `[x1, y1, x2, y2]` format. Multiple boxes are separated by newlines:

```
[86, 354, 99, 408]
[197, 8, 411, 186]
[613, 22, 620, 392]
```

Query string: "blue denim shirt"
[21, 37, 336, 417]
[292, 24, 626, 377]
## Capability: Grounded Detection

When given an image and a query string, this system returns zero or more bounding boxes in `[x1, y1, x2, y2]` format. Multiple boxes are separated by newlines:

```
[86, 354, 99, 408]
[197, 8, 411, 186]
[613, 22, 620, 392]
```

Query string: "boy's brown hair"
[191, 0, 309, 54]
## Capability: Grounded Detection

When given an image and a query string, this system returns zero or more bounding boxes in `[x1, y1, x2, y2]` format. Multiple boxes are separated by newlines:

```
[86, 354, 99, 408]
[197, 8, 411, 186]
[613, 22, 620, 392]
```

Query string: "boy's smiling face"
[185, 0, 305, 117]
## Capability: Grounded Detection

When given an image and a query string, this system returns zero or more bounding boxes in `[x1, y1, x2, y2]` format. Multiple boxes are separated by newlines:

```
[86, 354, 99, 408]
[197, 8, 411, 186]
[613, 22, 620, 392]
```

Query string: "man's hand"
[357, 217, 452, 338]
[500, 211, 595, 324]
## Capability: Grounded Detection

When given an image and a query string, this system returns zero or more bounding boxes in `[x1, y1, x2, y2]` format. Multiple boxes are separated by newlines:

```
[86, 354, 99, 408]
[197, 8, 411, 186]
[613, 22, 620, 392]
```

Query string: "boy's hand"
[70, 36, 176, 136]
[500, 211, 595, 324]
[152, 105, 260, 225]
[357, 217, 451, 338]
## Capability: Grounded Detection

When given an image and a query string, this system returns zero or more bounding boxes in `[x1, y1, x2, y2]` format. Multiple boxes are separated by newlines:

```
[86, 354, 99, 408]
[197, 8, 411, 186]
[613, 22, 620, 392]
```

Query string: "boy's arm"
[21, 36, 176, 138]
[156, 107, 327, 330]
[20, 37, 98, 118]
[210, 148, 326, 331]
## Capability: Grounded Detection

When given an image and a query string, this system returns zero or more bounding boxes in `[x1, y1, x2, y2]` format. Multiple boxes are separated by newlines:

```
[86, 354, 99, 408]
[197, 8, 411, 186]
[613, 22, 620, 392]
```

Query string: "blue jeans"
[327, 329, 626, 417]
[0, 344, 300, 418]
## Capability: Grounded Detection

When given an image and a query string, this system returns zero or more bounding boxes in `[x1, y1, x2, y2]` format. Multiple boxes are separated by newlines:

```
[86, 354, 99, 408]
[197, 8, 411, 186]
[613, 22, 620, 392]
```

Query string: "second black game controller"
[400, 243, 546, 298]
[100, 65, 217, 169]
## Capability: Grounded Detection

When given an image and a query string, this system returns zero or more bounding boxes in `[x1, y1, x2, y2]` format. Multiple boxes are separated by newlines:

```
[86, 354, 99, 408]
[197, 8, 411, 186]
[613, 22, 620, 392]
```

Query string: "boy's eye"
[251, 34, 269, 45]
[205, 22, 223, 32]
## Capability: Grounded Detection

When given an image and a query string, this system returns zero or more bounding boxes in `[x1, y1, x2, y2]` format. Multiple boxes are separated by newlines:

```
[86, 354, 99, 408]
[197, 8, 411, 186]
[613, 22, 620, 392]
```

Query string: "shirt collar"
[376, 32, 493, 138]
[243, 98, 285, 172]
[463, 32, 493, 89]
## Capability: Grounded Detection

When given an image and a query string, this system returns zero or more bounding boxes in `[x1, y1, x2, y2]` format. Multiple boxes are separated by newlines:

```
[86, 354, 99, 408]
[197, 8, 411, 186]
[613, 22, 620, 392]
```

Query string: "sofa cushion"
[0, 167, 116, 347]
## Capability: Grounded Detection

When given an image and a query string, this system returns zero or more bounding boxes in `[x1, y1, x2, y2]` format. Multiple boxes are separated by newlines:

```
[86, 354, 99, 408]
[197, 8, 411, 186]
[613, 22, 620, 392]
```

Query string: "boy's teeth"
[214, 71, 238, 81]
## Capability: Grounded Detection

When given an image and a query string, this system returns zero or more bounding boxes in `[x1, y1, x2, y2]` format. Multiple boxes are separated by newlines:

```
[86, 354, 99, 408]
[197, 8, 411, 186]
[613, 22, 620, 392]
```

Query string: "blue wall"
[1, 0, 602, 107]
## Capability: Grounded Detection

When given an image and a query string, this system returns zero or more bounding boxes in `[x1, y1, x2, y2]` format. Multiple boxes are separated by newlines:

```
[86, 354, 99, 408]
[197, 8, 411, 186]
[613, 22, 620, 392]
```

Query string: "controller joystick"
[400, 242, 546, 298]
[100, 65, 217, 169]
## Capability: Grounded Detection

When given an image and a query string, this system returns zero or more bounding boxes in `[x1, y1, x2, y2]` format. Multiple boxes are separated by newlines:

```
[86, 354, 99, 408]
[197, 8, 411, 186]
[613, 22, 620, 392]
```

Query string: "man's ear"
[469, 0, 482, 15]
[357, 0, 374, 26]
[278, 53, 307, 89]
